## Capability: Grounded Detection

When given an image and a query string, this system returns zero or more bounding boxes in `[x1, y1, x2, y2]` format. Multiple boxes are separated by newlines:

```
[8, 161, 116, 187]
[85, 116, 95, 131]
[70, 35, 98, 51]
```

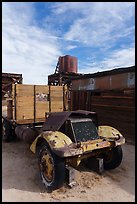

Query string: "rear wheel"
[37, 141, 66, 191]
[103, 146, 123, 170]
[2, 119, 13, 142]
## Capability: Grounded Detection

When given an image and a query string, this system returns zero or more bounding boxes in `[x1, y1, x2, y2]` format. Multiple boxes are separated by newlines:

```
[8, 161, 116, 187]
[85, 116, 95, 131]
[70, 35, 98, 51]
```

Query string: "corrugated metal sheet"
[71, 71, 135, 91]
[70, 90, 135, 142]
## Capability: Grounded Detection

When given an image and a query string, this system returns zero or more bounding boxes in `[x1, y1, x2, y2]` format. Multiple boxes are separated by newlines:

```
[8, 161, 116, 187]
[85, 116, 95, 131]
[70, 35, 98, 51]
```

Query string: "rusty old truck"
[2, 84, 125, 191]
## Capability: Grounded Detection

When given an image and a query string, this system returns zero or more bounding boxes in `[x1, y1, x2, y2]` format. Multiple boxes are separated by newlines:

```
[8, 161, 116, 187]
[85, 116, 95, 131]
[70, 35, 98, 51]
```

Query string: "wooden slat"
[35, 85, 50, 120]
[11, 84, 68, 124]
[51, 101, 63, 112]
[16, 97, 34, 104]
[15, 84, 34, 122]
[12, 84, 15, 120]
[36, 103, 49, 118]
[50, 86, 63, 91]
[35, 85, 49, 93]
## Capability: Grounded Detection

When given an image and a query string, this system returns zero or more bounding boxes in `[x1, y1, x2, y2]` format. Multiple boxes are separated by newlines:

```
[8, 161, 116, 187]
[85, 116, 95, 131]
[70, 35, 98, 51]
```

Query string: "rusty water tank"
[58, 55, 78, 73]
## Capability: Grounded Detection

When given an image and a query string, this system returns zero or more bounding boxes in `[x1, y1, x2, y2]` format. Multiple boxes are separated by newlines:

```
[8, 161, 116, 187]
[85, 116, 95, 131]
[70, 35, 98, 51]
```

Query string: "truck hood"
[42, 110, 97, 132]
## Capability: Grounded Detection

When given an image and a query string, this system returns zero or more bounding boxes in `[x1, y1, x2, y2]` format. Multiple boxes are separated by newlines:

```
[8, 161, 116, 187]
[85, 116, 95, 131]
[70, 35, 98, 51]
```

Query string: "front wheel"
[37, 141, 66, 191]
[103, 146, 123, 170]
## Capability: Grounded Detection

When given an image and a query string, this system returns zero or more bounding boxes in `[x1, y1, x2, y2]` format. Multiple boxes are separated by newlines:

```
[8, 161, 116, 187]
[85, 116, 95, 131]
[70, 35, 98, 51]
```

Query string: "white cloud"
[53, 2, 135, 48]
[101, 47, 135, 69]
[66, 45, 77, 51]
[2, 2, 135, 85]
[2, 2, 62, 84]
[79, 47, 135, 74]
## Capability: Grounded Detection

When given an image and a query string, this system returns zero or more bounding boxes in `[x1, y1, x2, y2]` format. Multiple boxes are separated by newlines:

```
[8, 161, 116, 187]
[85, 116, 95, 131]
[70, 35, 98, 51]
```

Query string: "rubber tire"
[37, 141, 66, 191]
[2, 119, 13, 142]
[103, 146, 123, 170]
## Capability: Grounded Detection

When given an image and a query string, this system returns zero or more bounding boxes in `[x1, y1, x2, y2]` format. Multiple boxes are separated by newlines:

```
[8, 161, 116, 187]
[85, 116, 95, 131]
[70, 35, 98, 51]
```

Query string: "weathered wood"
[11, 84, 68, 124]
[50, 101, 64, 112]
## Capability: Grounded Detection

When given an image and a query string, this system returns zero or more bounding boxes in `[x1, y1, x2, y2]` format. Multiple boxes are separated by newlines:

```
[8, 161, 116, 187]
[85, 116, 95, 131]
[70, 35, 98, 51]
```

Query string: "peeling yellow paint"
[30, 131, 72, 154]
[98, 125, 123, 139]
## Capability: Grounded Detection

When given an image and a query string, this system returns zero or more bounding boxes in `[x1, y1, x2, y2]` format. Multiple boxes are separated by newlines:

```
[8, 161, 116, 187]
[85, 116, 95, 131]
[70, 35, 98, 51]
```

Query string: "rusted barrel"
[15, 126, 38, 144]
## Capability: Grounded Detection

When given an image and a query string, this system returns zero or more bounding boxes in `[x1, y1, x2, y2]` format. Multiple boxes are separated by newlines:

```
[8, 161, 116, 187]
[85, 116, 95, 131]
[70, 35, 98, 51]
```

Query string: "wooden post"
[7, 98, 13, 120]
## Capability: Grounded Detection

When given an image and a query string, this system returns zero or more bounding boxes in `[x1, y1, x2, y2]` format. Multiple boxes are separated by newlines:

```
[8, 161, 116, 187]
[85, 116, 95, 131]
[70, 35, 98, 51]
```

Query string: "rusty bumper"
[53, 136, 125, 157]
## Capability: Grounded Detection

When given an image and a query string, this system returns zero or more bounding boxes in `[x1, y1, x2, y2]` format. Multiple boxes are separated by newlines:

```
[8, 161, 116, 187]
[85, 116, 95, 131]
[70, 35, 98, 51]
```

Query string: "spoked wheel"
[37, 141, 66, 191]
[103, 146, 123, 170]
[40, 148, 55, 184]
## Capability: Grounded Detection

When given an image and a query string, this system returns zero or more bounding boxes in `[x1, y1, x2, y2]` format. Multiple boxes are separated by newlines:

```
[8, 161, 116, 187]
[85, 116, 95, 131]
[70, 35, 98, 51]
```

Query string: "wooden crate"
[12, 84, 68, 124]
[50, 86, 64, 112]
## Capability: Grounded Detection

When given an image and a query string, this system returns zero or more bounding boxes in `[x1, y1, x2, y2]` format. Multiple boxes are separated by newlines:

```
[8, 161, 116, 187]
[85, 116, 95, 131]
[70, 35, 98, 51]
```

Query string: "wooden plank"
[51, 101, 63, 106]
[16, 85, 34, 99]
[16, 84, 34, 91]
[15, 118, 45, 124]
[12, 84, 67, 124]
[35, 85, 50, 120]
[12, 84, 15, 120]
[51, 107, 63, 112]
[50, 90, 63, 95]
[36, 103, 49, 118]
[50, 86, 63, 91]
[16, 98, 34, 104]
[15, 84, 34, 122]
[51, 101, 63, 112]
[35, 85, 49, 93]
[36, 103, 49, 109]
[16, 108, 34, 118]
[50, 97, 63, 101]
[50, 86, 63, 97]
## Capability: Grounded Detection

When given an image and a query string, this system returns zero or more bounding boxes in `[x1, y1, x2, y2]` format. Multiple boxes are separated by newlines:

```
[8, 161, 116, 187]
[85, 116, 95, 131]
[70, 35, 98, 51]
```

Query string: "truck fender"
[98, 125, 125, 146]
[98, 125, 123, 139]
[30, 131, 73, 157]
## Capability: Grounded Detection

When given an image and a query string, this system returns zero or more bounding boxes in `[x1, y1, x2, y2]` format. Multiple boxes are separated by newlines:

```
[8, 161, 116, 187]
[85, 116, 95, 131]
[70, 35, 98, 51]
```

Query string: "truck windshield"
[71, 120, 99, 142]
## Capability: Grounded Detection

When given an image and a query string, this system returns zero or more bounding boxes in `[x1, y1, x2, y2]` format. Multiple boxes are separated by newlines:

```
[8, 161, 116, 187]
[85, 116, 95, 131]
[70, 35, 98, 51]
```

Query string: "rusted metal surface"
[42, 110, 97, 131]
[48, 72, 83, 86]
[93, 106, 135, 142]
[30, 111, 125, 158]
[55, 55, 78, 74]
[98, 125, 124, 141]
[30, 128, 125, 159]
[70, 66, 135, 142]
[52, 134, 125, 158]
[30, 131, 73, 154]
[2, 73, 23, 99]
[88, 157, 104, 174]
[43, 112, 71, 131]
[66, 166, 76, 187]
[70, 90, 135, 141]
[75, 66, 134, 79]
[71, 67, 135, 91]
[15, 126, 39, 144]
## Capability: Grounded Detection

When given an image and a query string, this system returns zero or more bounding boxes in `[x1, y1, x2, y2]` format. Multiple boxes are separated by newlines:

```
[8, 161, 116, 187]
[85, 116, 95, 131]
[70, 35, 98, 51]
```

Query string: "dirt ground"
[2, 138, 135, 202]
[2, 105, 135, 202]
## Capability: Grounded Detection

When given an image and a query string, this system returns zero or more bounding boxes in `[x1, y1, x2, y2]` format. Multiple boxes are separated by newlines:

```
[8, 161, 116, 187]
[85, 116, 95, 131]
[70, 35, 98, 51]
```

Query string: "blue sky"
[2, 2, 135, 84]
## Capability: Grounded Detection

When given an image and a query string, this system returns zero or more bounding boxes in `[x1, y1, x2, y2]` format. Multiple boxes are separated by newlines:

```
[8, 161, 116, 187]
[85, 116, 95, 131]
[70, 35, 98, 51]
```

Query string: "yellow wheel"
[37, 141, 66, 190]
[40, 148, 54, 183]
